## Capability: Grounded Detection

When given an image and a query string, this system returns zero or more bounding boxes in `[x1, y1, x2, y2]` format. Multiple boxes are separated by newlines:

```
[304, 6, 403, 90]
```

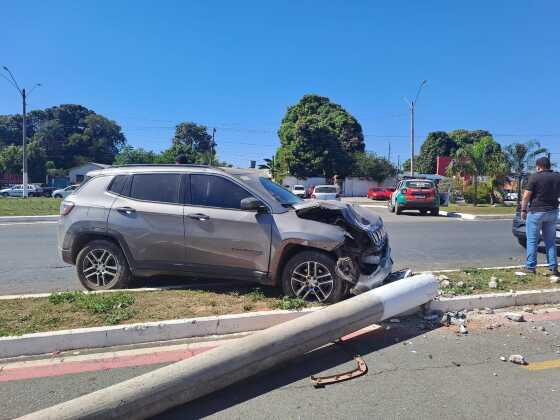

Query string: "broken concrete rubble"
[505, 313, 525, 322]
[508, 354, 527, 365]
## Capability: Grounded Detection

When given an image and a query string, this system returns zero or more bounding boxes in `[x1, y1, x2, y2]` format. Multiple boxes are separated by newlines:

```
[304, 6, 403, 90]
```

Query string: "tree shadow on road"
[153, 321, 428, 419]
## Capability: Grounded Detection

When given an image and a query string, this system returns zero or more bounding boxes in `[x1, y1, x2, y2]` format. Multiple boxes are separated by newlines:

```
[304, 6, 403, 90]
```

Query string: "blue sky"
[1, 0, 559, 167]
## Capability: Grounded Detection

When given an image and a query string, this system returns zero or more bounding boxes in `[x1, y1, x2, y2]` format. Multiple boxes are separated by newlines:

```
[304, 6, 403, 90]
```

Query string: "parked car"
[291, 184, 306, 198]
[367, 187, 394, 201]
[52, 185, 80, 198]
[0, 184, 41, 197]
[512, 205, 560, 249]
[311, 185, 340, 200]
[388, 179, 439, 216]
[505, 192, 519, 201]
[58, 165, 392, 302]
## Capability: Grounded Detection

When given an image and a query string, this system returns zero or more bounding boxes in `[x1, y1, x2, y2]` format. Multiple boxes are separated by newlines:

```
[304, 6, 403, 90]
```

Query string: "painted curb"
[439, 210, 513, 220]
[0, 308, 321, 359]
[0, 215, 58, 223]
[429, 288, 560, 312]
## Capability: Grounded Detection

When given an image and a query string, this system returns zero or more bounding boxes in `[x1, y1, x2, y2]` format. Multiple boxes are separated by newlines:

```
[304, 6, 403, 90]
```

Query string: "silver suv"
[58, 165, 392, 303]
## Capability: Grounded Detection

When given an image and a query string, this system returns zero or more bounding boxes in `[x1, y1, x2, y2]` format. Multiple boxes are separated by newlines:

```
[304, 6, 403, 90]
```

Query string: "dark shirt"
[526, 170, 560, 213]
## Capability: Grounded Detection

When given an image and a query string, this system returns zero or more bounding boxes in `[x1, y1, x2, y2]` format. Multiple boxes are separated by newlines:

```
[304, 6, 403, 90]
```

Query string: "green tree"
[449, 136, 508, 206]
[504, 140, 548, 197]
[448, 129, 493, 148]
[165, 122, 215, 164]
[351, 152, 397, 182]
[276, 94, 364, 179]
[416, 131, 458, 174]
[114, 145, 161, 165]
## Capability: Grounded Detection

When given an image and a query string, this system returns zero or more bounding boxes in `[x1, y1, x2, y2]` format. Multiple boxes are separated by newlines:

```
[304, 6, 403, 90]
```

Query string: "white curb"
[0, 308, 321, 359]
[0, 215, 59, 223]
[439, 210, 513, 220]
[429, 288, 560, 312]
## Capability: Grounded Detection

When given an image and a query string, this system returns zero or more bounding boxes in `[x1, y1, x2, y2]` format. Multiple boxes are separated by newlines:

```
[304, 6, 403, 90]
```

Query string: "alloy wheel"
[290, 260, 334, 302]
[82, 248, 120, 288]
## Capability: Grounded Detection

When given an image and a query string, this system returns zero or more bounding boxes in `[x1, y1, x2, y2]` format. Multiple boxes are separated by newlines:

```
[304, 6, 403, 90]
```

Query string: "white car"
[311, 185, 340, 201]
[0, 184, 40, 197]
[291, 184, 306, 198]
[505, 192, 518, 201]
[52, 185, 80, 199]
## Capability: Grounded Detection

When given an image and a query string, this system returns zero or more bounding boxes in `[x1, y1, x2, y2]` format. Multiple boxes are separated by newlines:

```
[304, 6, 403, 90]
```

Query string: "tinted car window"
[108, 175, 128, 195]
[130, 173, 181, 203]
[315, 186, 337, 193]
[405, 181, 434, 189]
[191, 174, 252, 209]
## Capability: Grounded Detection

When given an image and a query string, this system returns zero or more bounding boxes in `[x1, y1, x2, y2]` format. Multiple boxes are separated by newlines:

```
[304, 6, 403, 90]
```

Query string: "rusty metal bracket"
[310, 341, 368, 388]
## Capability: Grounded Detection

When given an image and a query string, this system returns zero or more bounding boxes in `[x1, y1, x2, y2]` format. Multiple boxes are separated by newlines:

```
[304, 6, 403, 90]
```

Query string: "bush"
[463, 182, 492, 204]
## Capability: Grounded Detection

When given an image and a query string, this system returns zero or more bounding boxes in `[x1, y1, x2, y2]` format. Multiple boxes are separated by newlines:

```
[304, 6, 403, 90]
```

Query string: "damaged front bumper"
[350, 245, 393, 295]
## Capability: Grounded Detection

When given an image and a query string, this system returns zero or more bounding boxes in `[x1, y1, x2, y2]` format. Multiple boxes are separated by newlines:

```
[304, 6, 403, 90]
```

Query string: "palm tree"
[504, 140, 548, 198]
[449, 137, 508, 206]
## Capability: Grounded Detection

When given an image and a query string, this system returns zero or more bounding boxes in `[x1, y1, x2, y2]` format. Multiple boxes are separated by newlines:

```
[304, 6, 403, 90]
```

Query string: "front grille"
[369, 227, 386, 248]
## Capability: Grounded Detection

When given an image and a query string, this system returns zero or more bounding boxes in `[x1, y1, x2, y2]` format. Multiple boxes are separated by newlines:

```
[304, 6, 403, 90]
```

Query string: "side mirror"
[240, 197, 268, 213]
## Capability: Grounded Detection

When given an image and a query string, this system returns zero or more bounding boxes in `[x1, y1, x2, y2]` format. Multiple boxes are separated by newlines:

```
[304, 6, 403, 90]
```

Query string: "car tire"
[76, 239, 132, 291]
[420, 210, 428, 216]
[54, 194, 62, 199]
[431, 207, 440, 216]
[281, 250, 346, 304]
[1, 193, 8, 197]
[395, 202, 402, 215]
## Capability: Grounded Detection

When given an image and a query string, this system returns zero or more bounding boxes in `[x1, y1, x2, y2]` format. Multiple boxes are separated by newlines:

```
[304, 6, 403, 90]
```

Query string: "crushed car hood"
[293, 200, 383, 229]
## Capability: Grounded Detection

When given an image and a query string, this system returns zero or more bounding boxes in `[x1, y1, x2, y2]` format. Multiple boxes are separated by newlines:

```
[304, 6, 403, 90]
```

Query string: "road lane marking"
[524, 359, 560, 371]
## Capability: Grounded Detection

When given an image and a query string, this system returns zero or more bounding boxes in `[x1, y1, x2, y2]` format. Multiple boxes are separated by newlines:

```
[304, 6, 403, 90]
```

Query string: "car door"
[107, 173, 186, 272]
[184, 173, 272, 280]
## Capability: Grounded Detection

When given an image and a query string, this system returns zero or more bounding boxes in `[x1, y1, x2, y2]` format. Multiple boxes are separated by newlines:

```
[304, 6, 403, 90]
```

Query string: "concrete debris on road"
[523, 306, 534, 313]
[550, 276, 559, 284]
[483, 307, 495, 314]
[459, 324, 468, 334]
[505, 313, 525, 322]
[508, 354, 527, 365]
[515, 271, 527, 277]
[500, 356, 507, 361]
[440, 280, 451, 288]
[538, 326, 546, 332]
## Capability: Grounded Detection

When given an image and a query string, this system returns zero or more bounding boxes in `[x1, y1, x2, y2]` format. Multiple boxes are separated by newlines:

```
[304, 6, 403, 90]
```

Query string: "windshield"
[315, 186, 337, 193]
[260, 178, 303, 206]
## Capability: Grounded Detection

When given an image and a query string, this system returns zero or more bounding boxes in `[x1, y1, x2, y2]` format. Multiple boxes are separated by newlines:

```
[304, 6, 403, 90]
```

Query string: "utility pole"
[403, 80, 427, 177]
[271, 155, 275, 179]
[1, 66, 41, 198]
[210, 128, 216, 166]
[388, 139, 391, 162]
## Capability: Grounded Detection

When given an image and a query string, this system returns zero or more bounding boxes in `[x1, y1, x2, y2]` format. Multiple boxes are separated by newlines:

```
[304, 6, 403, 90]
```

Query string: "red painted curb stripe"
[524, 312, 560, 322]
[0, 346, 216, 383]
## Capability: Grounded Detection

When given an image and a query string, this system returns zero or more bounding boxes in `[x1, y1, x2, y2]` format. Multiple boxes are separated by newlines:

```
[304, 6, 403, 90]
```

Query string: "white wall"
[282, 176, 327, 189]
[342, 177, 397, 197]
[69, 163, 105, 183]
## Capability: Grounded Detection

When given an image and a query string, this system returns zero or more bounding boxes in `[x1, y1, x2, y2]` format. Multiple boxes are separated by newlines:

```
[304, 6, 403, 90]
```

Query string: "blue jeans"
[526, 209, 559, 270]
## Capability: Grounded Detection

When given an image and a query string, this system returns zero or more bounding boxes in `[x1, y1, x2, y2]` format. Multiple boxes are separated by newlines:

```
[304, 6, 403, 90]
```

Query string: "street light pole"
[1, 66, 41, 198]
[403, 80, 427, 177]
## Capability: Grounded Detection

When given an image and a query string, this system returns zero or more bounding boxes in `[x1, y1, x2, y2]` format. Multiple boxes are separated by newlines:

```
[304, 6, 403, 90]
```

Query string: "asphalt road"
[3, 310, 560, 419]
[0, 208, 527, 295]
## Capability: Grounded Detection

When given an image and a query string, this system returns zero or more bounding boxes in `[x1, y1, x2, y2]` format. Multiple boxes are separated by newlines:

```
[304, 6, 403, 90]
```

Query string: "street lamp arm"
[0, 72, 21, 94]
[414, 80, 428, 105]
[26, 83, 42, 98]
[2, 66, 22, 94]
[401, 96, 412, 109]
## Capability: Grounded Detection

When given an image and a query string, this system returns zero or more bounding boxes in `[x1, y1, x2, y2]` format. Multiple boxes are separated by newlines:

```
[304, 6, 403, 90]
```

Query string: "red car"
[367, 187, 395, 200]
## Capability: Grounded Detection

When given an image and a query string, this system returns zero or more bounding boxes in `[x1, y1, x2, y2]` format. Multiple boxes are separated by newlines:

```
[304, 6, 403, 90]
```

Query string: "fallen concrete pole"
[20, 274, 437, 420]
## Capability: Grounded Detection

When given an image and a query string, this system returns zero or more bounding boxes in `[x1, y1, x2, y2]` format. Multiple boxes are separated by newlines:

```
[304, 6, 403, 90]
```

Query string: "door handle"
[187, 213, 210, 221]
[116, 206, 136, 215]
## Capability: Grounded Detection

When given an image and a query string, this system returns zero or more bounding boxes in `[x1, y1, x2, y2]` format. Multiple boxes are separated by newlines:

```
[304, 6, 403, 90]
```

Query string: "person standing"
[520, 156, 560, 275]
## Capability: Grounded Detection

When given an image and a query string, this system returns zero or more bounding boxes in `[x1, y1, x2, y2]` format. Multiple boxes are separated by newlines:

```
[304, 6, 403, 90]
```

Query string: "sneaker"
[546, 268, 560, 277]
[521, 267, 537, 275]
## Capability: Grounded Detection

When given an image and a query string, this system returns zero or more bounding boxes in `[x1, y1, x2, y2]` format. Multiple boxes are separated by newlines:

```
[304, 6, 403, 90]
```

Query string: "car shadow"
[153, 320, 430, 419]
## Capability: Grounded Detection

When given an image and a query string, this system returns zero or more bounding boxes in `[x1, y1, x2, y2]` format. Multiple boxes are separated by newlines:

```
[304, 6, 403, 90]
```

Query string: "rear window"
[315, 186, 337, 193]
[129, 173, 181, 204]
[293, 186, 305, 190]
[108, 175, 128, 195]
[405, 181, 434, 189]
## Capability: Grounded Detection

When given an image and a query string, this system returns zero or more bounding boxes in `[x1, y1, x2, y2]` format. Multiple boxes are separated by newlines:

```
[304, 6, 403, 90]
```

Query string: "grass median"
[0, 197, 61, 216]
[438, 267, 558, 297]
[442, 203, 516, 215]
[0, 287, 311, 337]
